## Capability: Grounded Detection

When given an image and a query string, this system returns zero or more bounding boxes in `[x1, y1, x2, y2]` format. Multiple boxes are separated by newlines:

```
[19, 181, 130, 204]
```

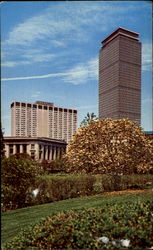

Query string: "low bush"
[4, 199, 153, 249]
[26, 174, 153, 206]
[26, 174, 96, 205]
[100, 174, 153, 191]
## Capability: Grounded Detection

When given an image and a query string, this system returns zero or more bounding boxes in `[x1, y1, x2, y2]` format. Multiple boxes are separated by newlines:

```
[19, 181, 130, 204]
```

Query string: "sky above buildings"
[1, 1, 152, 135]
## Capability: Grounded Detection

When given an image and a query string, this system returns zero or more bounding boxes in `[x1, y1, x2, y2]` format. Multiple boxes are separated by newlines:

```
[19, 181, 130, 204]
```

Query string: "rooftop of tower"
[102, 27, 139, 47]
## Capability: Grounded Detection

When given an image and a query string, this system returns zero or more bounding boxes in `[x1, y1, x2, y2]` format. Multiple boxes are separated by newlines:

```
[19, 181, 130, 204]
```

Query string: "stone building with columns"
[4, 136, 67, 162]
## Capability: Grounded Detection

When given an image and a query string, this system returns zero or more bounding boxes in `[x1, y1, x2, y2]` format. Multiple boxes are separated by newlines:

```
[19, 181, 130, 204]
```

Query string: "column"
[41, 145, 45, 161]
[20, 144, 23, 153]
[53, 146, 56, 160]
[5, 144, 9, 158]
[27, 144, 31, 156]
[35, 143, 39, 161]
[13, 144, 17, 154]
[45, 146, 48, 160]
[49, 146, 52, 161]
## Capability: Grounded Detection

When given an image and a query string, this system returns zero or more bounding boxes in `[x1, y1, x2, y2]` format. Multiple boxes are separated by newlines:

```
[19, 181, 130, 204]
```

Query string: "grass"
[2, 188, 153, 246]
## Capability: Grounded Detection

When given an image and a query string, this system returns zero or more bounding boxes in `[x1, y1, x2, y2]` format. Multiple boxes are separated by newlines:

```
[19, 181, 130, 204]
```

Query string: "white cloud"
[4, 2, 137, 47]
[2, 57, 98, 84]
[31, 91, 41, 98]
[76, 104, 98, 110]
[23, 52, 55, 63]
[51, 40, 66, 47]
[142, 43, 152, 71]
[5, 9, 74, 46]
[142, 98, 152, 105]
[2, 54, 56, 68]
[2, 61, 18, 67]
[2, 2, 144, 71]
[2, 72, 68, 81]
[63, 57, 98, 85]
[2, 60, 31, 67]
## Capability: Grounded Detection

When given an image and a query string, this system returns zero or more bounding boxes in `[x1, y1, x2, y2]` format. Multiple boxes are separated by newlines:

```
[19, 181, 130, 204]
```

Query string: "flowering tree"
[64, 118, 153, 174]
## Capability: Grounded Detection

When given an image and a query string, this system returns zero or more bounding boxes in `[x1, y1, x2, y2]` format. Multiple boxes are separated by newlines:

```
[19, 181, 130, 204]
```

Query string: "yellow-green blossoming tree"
[64, 118, 153, 174]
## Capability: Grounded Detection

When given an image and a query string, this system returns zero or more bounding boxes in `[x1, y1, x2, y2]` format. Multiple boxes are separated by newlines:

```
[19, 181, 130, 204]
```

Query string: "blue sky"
[1, 1, 152, 135]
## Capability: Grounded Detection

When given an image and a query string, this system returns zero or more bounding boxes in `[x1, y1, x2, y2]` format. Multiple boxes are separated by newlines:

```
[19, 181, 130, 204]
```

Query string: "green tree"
[2, 153, 40, 210]
[64, 118, 153, 175]
[80, 112, 98, 127]
[0, 125, 5, 158]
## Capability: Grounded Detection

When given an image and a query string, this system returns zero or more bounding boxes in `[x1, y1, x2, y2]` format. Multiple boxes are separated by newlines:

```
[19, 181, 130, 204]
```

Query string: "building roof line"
[102, 27, 139, 45]
[4, 136, 67, 144]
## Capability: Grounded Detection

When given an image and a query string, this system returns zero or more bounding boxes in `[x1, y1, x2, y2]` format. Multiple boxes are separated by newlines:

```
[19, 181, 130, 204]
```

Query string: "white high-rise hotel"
[11, 101, 77, 143]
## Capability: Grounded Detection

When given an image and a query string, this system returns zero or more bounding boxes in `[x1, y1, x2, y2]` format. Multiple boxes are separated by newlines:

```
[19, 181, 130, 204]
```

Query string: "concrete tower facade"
[99, 27, 141, 124]
[11, 101, 77, 143]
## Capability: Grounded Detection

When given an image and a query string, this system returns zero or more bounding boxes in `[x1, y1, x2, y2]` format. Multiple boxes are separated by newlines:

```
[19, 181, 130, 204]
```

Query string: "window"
[31, 152, 35, 160]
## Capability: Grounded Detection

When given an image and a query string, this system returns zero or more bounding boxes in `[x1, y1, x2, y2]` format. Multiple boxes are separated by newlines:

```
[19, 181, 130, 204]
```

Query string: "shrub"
[64, 118, 153, 174]
[2, 153, 40, 211]
[4, 200, 153, 249]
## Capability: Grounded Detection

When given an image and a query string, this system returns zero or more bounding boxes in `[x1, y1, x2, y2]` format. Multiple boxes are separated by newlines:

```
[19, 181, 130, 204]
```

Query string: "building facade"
[11, 101, 77, 143]
[4, 136, 67, 162]
[99, 27, 141, 124]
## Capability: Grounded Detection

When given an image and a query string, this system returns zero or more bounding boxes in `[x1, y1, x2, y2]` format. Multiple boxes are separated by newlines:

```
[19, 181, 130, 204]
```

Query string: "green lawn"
[2, 189, 153, 246]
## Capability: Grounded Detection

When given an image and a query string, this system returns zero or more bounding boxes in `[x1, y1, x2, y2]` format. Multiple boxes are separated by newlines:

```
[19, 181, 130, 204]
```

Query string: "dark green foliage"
[2, 153, 40, 210]
[0, 125, 5, 157]
[26, 174, 153, 206]
[4, 199, 153, 249]
[98, 174, 153, 192]
[27, 174, 96, 205]
[41, 159, 67, 174]
[80, 112, 98, 127]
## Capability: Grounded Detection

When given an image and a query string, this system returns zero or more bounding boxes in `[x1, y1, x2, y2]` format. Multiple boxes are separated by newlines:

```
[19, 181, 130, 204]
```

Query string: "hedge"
[25, 174, 153, 206]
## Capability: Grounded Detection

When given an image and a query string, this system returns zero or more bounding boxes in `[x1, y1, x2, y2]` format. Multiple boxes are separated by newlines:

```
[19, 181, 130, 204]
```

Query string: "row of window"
[12, 102, 77, 113]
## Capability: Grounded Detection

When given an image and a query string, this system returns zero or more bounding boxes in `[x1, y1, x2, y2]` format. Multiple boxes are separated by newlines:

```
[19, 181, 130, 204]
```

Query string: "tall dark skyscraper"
[99, 27, 141, 124]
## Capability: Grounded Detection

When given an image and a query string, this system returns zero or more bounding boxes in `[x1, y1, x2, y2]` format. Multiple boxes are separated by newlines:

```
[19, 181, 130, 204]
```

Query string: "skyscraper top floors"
[11, 101, 78, 143]
[99, 27, 141, 124]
